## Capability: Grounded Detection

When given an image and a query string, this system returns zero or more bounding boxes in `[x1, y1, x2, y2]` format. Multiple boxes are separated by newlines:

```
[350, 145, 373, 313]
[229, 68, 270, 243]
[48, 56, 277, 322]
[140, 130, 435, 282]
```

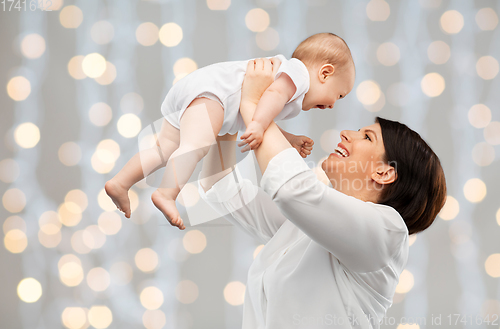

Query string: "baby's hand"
[239, 121, 265, 152]
[289, 134, 314, 158]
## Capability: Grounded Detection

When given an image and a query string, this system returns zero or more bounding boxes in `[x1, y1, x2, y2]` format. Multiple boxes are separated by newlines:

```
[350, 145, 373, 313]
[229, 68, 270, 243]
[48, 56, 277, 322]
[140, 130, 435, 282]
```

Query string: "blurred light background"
[0, 0, 499, 328]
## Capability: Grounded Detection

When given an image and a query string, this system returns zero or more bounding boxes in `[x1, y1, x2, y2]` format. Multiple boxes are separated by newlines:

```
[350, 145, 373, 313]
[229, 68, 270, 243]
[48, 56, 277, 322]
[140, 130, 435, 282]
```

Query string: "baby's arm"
[239, 73, 296, 150]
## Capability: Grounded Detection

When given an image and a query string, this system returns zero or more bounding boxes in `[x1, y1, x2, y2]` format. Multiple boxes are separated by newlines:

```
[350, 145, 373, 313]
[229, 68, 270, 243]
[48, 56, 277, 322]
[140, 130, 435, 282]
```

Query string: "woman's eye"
[365, 134, 371, 141]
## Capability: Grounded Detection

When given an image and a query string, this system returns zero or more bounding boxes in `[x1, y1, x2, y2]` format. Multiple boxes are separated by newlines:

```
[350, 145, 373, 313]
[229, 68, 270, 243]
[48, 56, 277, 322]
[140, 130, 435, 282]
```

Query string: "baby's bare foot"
[151, 190, 185, 230]
[105, 179, 131, 218]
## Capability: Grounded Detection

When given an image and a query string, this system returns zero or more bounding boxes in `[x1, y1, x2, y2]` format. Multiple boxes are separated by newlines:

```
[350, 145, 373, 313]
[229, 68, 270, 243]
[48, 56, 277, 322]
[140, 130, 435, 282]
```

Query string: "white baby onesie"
[160, 54, 310, 136]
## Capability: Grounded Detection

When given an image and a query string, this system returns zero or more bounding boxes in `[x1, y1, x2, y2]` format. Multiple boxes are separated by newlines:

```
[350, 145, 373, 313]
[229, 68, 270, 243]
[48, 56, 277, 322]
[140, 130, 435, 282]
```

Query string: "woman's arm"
[198, 133, 287, 243]
[239, 58, 408, 273]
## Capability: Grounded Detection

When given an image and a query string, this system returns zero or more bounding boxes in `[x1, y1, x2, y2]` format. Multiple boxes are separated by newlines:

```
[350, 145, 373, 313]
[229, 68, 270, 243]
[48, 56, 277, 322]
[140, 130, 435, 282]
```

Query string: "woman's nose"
[340, 130, 351, 142]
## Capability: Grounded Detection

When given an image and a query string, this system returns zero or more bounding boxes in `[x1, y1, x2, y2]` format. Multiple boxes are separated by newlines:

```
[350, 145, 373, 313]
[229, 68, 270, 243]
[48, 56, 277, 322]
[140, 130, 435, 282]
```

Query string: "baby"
[105, 32, 355, 230]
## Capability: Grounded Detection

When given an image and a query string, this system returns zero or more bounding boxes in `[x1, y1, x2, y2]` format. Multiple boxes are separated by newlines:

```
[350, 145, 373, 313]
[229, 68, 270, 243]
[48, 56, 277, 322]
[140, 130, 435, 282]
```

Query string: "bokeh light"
[427, 40, 450, 64]
[140, 286, 164, 310]
[4, 229, 28, 253]
[98, 211, 122, 235]
[3, 215, 26, 234]
[256, 27, 279, 51]
[245, 8, 270, 32]
[68, 55, 86, 80]
[58, 141, 82, 166]
[82, 53, 107, 78]
[376, 42, 400, 66]
[366, 0, 390, 22]
[17, 278, 42, 303]
[58, 255, 84, 287]
[173, 57, 198, 78]
[421, 72, 445, 97]
[356, 80, 381, 105]
[92, 139, 121, 174]
[7, 76, 31, 101]
[14, 122, 40, 148]
[143, 310, 167, 329]
[484, 122, 500, 145]
[475, 8, 498, 31]
[440, 10, 464, 34]
[485, 254, 500, 278]
[136, 22, 159, 46]
[438, 195, 459, 220]
[253, 244, 264, 259]
[61, 307, 87, 329]
[71, 230, 91, 254]
[207, 0, 231, 10]
[20, 33, 46, 59]
[87, 267, 111, 292]
[83, 225, 107, 250]
[395, 269, 414, 293]
[476, 56, 499, 80]
[88, 306, 113, 329]
[175, 280, 198, 304]
[135, 248, 159, 273]
[182, 230, 207, 254]
[117, 114, 142, 138]
[2, 188, 26, 213]
[95, 61, 117, 85]
[38, 211, 63, 248]
[468, 104, 491, 128]
[463, 178, 487, 203]
[91, 20, 115, 45]
[472, 142, 495, 167]
[59, 5, 83, 29]
[58, 202, 82, 227]
[224, 281, 245, 306]
[159, 23, 183, 47]
[98, 189, 117, 211]
[89, 102, 113, 127]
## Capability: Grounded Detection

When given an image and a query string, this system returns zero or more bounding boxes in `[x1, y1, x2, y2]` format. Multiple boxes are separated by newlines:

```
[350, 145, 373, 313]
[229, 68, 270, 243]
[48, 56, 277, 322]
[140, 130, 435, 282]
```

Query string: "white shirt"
[198, 148, 409, 329]
[161, 54, 310, 136]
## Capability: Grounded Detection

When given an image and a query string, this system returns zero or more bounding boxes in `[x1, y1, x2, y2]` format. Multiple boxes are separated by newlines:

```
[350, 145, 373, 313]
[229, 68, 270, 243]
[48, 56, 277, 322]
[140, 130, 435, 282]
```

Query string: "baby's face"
[303, 63, 355, 111]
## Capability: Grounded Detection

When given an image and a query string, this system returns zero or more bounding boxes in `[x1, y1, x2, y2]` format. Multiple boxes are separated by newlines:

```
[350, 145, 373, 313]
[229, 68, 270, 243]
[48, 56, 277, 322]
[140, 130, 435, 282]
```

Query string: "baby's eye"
[339, 95, 343, 99]
[365, 134, 371, 141]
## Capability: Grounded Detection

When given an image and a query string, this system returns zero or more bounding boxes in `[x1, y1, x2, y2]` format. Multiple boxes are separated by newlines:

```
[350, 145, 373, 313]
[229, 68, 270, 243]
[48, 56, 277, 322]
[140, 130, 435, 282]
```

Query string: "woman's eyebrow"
[364, 129, 378, 141]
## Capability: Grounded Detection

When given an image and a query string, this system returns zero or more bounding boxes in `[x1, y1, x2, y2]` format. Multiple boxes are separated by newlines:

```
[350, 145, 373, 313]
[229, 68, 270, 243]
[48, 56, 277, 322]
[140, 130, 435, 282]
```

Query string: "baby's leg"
[105, 119, 180, 218]
[151, 98, 224, 229]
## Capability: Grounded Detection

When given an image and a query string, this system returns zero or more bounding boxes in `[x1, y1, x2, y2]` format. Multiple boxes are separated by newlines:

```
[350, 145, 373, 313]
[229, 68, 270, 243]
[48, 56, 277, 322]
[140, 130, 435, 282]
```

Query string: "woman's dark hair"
[376, 117, 447, 235]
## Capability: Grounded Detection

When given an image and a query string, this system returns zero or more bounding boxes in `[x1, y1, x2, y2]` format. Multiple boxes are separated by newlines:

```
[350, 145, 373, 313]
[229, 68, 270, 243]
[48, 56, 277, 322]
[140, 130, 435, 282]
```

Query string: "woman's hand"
[240, 57, 281, 106]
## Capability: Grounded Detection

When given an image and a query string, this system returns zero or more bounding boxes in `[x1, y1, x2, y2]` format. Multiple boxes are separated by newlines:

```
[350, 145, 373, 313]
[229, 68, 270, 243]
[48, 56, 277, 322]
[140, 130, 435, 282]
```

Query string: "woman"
[194, 58, 446, 329]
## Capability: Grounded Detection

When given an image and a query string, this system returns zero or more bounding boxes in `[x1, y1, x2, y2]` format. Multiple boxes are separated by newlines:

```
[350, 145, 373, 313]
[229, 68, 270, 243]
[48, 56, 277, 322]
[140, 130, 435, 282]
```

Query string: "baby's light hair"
[292, 33, 354, 74]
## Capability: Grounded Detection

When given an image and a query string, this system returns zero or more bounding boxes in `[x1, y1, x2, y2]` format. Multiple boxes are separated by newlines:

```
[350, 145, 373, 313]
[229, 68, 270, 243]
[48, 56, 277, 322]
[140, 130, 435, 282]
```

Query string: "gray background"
[0, 0, 499, 328]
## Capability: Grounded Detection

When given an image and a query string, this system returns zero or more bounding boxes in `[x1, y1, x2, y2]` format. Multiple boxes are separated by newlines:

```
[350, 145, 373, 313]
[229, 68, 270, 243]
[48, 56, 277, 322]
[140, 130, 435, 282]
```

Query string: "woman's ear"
[371, 164, 397, 185]
[319, 64, 335, 82]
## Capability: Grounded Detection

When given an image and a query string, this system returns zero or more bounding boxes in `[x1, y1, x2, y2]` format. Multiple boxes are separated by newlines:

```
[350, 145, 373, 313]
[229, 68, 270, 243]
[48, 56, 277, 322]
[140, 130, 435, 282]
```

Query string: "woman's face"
[321, 123, 393, 195]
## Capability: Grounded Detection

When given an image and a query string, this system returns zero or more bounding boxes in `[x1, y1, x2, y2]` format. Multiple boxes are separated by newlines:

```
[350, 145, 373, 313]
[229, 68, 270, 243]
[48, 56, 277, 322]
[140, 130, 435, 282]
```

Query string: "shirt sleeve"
[260, 148, 409, 273]
[198, 167, 288, 244]
[272, 54, 310, 104]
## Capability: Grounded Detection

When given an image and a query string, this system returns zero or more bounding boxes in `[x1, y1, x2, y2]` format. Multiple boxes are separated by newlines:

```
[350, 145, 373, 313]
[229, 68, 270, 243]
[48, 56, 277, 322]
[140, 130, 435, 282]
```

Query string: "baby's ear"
[320, 64, 335, 80]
